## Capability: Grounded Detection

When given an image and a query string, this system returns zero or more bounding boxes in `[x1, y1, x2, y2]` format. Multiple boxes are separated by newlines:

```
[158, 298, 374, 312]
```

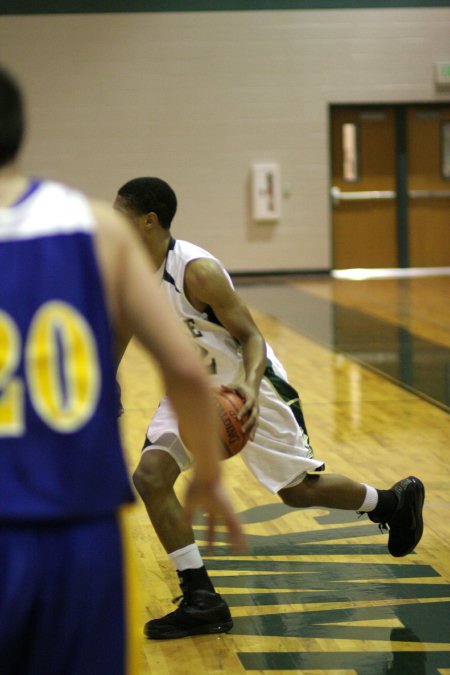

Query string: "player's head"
[0, 66, 25, 169]
[115, 177, 177, 231]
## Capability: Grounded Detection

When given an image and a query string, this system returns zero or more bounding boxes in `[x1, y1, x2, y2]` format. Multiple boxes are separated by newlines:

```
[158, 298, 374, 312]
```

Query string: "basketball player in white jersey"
[114, 176, 425, 641]
[0, 66, 244, 675]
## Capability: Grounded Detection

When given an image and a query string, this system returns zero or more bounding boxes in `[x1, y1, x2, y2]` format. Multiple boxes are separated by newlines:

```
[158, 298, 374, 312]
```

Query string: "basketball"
[213, 387, 251, 459]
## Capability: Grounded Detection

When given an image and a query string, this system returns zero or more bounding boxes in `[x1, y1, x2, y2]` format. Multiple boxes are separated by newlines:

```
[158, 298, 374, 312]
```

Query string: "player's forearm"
[166, 366, 222, 481]
[113, 325, 132, 369]
[241, 332, 266, 392]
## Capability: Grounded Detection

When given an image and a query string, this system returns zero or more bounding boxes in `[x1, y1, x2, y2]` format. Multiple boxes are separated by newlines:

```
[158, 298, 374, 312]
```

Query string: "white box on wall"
[434, 62, 450, 87]
[251, 163, 281, 222]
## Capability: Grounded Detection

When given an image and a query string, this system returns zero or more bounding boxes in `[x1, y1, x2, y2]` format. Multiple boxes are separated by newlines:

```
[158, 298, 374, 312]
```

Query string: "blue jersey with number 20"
[0, 180, 133, 520]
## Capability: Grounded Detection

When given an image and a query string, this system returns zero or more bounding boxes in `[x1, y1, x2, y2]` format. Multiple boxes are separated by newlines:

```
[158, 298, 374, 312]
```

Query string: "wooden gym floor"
[118, 273, 450, 675]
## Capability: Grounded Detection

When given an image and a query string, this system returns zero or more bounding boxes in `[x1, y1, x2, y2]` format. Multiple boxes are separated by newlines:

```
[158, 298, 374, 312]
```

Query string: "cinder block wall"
[1, 8, 449, 271]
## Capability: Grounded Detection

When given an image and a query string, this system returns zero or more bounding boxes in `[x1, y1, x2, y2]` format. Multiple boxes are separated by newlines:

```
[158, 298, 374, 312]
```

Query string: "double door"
[331, 105, 450, 269]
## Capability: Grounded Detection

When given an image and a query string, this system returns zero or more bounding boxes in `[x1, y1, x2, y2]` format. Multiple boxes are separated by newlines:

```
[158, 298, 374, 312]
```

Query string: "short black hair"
[117, 177, 177, 230]
[0, 66, 24, 168]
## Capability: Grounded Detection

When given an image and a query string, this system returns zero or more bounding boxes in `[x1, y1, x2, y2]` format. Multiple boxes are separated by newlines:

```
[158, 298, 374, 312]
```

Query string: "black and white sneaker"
[144, 589, 233, 640]
[369, 476, 425, 557]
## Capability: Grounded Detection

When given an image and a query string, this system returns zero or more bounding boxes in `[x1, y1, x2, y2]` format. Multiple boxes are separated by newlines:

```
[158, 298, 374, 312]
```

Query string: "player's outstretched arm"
[91, 201, 245, 550]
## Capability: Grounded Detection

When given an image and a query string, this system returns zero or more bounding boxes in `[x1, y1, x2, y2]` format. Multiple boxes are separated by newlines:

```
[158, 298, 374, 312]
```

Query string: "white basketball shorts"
[142, 364, 324, 494]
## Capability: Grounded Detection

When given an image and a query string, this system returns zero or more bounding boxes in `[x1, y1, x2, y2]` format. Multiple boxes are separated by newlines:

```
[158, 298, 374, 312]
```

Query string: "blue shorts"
[0, 516, 128, 675]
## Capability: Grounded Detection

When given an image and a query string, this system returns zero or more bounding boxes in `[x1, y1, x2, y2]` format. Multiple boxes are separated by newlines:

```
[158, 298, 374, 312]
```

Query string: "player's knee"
[279, 486, 308, 508]
[132, 453, 174, 498]
[278, 475, 318, 508]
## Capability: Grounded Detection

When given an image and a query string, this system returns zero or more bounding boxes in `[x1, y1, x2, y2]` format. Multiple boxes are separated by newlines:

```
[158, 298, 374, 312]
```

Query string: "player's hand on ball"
[220, 383, 259, 440]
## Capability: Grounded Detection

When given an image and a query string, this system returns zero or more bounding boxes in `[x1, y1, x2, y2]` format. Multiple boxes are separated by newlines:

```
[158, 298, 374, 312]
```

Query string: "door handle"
[331, 186, 396, 205]
[408, 189, 450, 199]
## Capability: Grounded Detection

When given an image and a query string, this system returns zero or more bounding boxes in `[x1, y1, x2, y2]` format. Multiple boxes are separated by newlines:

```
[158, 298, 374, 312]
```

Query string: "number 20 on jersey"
[0, 301, 100, 436]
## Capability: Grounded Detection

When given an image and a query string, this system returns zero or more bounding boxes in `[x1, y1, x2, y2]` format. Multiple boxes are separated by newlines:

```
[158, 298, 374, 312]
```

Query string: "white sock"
[168, 543, 204, 572]
[358, 484, 379, 512]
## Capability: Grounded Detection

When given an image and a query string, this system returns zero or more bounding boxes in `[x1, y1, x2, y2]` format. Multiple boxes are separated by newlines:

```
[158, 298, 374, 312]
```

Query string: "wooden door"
[407, 106, 450, 267]
[331, 107, 398, 269]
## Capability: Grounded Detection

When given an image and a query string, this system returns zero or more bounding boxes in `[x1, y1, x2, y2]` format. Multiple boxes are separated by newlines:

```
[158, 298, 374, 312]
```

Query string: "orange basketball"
[213, 387, 251, 459]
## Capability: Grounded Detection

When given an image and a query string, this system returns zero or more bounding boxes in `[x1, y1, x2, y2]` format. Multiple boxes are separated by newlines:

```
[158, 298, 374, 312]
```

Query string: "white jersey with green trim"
[148, 237, 323, 493]
[159, 238, 285, 387]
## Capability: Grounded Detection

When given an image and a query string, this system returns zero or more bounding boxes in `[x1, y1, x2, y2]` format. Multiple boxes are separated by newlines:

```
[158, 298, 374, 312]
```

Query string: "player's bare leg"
[133, 450, 193, 552]
[134, 453, 424, 640]
[278, 473, 367, 510]
[133, 450, 232, 640]
[279, 473, 424, 557]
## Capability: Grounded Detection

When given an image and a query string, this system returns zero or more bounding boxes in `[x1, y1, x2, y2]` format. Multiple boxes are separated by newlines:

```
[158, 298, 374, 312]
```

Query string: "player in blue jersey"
[0, 66, 244, 675]
[114, 176, 425, 640]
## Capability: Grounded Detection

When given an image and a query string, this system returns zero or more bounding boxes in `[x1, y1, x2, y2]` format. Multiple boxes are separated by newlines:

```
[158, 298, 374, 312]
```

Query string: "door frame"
[329, 101, 450, 269]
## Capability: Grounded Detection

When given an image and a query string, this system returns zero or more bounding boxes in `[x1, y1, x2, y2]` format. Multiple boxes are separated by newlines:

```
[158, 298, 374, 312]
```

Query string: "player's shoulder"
[186, 256, 224, 279]
[173, 238, 215, 261]
[19, 179, 98, 235]
[31, 179, 88, 210]
[174, 239, 222, 270]
[184, 252, 231, 297]
[88, 198, 124, 228]
[87, 198, 131, 244]
[86, 198, 137, 284]
[33, 181, 119, 233]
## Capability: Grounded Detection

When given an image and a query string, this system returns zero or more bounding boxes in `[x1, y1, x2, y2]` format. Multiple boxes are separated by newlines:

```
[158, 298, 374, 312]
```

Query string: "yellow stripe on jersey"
[118, 505, 143, 675]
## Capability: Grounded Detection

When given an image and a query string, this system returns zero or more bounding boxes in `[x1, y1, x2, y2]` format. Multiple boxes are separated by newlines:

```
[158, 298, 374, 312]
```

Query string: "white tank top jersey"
[148, 237, 324, 493]
[158, 238, 287, 387]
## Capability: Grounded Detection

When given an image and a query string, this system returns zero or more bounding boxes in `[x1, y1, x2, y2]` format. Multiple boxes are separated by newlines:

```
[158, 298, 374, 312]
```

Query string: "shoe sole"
[144, 619, 234, 640]
[389, 477, 425, 557]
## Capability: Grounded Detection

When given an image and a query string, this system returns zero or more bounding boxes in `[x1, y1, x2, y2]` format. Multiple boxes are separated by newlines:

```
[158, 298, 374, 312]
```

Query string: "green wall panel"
[0, 0, 449, 16]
